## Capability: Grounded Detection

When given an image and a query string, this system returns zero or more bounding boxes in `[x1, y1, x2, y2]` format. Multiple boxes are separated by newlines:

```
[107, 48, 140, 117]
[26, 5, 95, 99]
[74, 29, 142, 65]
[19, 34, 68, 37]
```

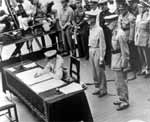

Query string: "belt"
[123, 28, 130, 31]
[89, 46, 99, 48]
[112, 49, 121, 54]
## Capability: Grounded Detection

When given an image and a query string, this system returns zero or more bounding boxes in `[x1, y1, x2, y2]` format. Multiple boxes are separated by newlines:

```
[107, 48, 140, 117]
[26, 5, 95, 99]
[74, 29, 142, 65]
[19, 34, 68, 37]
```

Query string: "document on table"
[16, 68, 54, 86]
[6, 67, 16, 72]
[30, 79, 66, 94]
[23, 62, 37, 68]
[59, 82, 83, 94]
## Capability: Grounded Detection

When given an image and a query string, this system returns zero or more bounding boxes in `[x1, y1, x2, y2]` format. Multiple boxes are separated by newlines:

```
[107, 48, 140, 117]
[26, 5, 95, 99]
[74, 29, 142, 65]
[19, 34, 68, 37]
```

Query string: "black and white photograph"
[0, 0, 149, 122]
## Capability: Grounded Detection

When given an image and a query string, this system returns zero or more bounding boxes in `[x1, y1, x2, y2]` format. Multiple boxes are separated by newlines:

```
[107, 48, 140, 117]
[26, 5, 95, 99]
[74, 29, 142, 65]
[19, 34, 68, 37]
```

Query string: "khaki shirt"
[89, 24, 106, 61]
[58, 5, 74, 27]
[118, 12, 136, 41]
[135, 11, 150, 47]
[111, 27, 129, 71]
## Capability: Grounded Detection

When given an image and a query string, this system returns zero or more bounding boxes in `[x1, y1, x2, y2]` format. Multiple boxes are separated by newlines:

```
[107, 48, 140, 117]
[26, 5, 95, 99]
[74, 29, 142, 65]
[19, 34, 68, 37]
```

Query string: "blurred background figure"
[58, 0, 76, 56]
[107, 0, 117, 13]
[0, 0, 8, 14]
[46, 1, 63, 52]
[73, 0, 89, 59]
[98, 0, 112, 67]
[15, 0, 36, 31]
[135, 0, 150, 78]
[126, 0, 139, 16]
[0, 0, 12, 60]
[11, 0, 36, 57]
[83, 0, 91, 11]
[90, 0, 99, 11]
[108, 0, 117, 13]
[69, 0, 77, 10]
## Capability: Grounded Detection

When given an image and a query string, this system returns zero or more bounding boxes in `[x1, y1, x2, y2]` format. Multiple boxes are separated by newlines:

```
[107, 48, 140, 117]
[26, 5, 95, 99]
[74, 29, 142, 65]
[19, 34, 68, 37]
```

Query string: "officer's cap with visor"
[104, 14, 118, 25]
[44, 50, 57, 59]
[98, 0, 108, 5]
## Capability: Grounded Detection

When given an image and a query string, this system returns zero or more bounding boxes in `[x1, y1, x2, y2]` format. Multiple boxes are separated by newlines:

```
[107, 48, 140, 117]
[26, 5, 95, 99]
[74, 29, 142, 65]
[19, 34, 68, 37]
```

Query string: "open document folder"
[59, 82, 83, 94]
[16, 68, 54, 86]
[30, 79, 66, 94]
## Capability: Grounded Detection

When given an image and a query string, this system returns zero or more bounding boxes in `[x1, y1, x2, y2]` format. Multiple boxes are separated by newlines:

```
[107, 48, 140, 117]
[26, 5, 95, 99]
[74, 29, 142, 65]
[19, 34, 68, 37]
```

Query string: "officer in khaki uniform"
[135, 0, 150, 77]
[118, 4, 138, 81]
[105, 14, 130, 111]
[85, 10, 107, 97]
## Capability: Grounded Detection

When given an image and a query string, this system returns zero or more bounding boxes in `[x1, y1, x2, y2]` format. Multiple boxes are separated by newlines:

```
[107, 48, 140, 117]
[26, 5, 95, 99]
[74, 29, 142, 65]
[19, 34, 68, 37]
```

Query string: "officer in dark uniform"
[98, 0, 112, 66]
[73, 0, 89, 59]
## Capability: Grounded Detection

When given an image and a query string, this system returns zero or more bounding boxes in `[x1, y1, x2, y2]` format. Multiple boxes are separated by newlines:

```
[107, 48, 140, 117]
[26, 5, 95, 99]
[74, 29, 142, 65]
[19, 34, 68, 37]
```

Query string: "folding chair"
[69, 56, 80, 83]
[0, 94, 19, 122]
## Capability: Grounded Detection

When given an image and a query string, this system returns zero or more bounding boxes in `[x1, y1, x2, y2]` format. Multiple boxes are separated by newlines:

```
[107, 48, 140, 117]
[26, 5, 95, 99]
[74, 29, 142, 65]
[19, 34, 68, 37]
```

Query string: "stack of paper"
[23, 62, 37, 68]
[30, 79, 66, 94]
[59, 82, 83, 94]
[16, 68, 54, 86]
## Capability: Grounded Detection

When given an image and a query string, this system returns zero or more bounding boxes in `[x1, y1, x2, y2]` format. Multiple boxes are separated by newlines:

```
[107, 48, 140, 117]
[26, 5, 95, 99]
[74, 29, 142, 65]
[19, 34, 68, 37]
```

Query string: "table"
[2, 62, 93, 122]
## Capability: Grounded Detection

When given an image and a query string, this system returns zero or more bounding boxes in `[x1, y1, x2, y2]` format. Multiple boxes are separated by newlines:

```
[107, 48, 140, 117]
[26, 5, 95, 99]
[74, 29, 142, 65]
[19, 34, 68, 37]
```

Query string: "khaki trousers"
[62, 27, 75, 52]
[89, 48, 107, 91]
[137, 46, 150, 71]
[115, 71, 129, 103]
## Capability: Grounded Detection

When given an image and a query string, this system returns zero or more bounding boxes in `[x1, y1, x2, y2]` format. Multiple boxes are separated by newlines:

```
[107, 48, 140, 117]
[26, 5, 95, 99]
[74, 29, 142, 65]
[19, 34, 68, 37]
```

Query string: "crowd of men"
[45, 0, 150, 111]
[84, 0, 150, 111]
[1, 0, 150, 111]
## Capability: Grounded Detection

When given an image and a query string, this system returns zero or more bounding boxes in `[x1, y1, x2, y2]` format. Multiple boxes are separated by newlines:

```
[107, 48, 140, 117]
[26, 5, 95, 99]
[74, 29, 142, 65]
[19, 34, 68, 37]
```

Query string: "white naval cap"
[104, 14, 118, 25]
[98, 0, 108, 4]
[44, 50, 57, 59]
[104, 14, 118, 20]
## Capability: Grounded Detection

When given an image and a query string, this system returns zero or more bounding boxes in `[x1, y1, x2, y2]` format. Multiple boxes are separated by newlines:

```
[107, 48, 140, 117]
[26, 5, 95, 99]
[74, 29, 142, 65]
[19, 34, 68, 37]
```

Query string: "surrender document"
[59, 82, 83, 94]
[30, 79, 66, 94]
[16, 68, 54, 86]
[23, 62, 37, 68]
